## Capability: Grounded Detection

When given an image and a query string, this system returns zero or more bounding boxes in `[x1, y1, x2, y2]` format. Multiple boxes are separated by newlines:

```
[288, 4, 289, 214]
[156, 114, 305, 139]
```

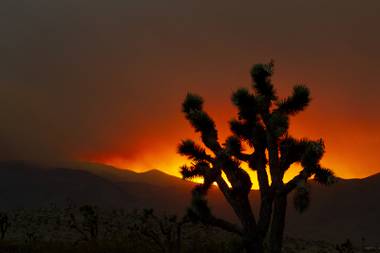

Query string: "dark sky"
[1, 0, 379, 179]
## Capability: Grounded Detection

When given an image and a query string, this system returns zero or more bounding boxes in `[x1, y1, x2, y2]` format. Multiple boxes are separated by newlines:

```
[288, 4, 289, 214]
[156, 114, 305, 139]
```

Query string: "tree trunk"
[174, 222, 182, 253]
[243, 235, 264, 253]
[269, 195, 287, 253]
[234, 196, 265, 253]
[217, 178, 266, 253]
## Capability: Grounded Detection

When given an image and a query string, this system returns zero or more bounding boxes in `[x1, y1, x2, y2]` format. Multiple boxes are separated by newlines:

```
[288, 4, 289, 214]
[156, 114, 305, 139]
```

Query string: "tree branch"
[237, 152, 251, 162]
[216, 176, 233, 201]
[254, 152, 273, 236]
[283, 170, 311, 194]
[208, 216, 243, 235]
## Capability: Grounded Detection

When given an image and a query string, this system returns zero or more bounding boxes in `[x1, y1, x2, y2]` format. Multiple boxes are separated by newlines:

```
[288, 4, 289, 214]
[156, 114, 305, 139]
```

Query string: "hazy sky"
[1, 0, 379, 180]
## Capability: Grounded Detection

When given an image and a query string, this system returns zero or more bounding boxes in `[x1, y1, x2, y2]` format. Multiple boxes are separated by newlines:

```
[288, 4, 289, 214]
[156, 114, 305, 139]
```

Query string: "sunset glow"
[1, 0, 379, 184]
[85, 107, 372, 189]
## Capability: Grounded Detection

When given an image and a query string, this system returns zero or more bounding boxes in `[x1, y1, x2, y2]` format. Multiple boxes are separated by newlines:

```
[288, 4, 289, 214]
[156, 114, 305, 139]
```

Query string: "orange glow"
[92, 154, 331, 190]
[81, 66, 379, 188]
[86, 141, 340, 190]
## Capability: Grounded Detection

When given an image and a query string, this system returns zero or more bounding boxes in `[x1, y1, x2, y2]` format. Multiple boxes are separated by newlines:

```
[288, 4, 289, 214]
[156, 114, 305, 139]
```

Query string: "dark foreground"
[0, 206, 368, 253]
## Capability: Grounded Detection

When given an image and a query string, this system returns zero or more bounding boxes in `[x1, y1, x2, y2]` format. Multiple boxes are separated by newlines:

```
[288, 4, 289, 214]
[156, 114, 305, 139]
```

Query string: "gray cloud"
[0, 0, 379, 175]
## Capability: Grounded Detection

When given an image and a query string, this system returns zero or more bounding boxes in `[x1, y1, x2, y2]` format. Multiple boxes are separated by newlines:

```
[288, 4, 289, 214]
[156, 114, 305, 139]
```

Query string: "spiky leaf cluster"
[178, 139, 210, 162]
[224, 136, 243, 156]
[250, 61, 276, 101]
[278, 85, 310, 115]
[293, 184, 310, 213]
[314, 167, 336, 185]
[268, 112, 289, 138]
[182, 93, 203, 114]
[186, 185, 212, 223]
[182, 93, 220, 151]
[231, 88, 258, 121]
[229, 119, 255, 145]
[301, 139, 325, 169]
[180, 162, 209, 180]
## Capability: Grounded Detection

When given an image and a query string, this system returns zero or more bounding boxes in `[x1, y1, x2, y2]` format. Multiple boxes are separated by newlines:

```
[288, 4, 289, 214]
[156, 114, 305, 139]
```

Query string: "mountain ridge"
[0, 160, 379, 244]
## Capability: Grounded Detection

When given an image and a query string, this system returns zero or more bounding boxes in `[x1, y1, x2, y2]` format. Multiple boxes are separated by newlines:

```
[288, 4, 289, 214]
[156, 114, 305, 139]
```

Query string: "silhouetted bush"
[336, 239, 355, 253]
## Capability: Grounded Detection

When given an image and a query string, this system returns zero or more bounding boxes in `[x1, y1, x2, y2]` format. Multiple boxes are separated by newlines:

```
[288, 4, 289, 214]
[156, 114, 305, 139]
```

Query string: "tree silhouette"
[178, 61, 335, 253]
[129, 209, 189, 253]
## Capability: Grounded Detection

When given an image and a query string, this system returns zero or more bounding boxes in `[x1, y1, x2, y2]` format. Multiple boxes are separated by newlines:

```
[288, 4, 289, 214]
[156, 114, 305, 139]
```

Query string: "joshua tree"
[178, 61, 335, 253]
